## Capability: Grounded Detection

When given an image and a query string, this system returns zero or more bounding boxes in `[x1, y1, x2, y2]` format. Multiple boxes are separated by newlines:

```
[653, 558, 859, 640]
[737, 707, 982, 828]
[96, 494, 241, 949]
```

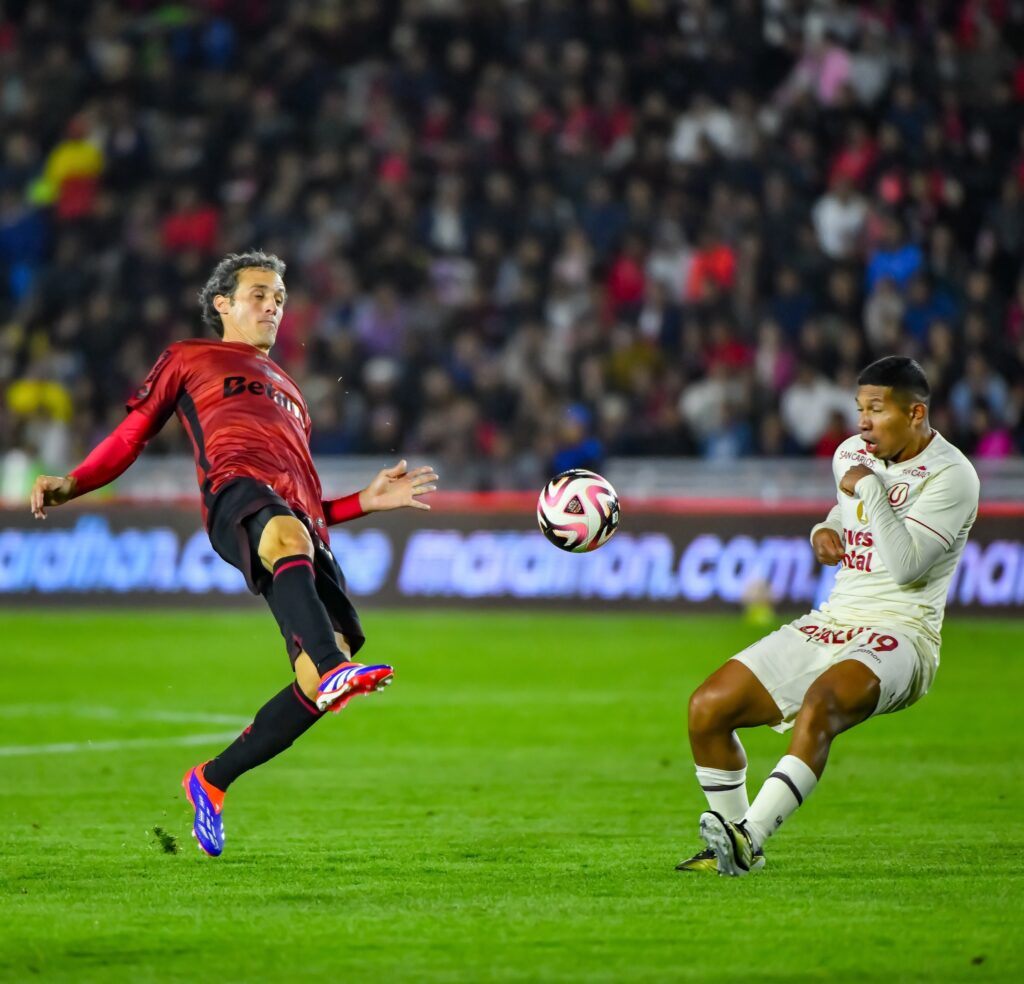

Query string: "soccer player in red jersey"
[29, 250, 438, 856]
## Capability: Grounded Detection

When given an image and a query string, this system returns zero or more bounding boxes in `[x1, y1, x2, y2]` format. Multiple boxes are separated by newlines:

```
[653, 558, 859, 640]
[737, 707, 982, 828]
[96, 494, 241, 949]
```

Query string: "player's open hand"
[839, 463, 874, 497]
[811, 528, 845, 566]
[360, 460, 438, 513]
[30, 474, 76, 519]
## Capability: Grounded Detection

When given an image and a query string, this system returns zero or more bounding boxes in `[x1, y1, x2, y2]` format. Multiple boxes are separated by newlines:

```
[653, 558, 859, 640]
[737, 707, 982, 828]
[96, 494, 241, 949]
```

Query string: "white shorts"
[732, 613, 937, 733]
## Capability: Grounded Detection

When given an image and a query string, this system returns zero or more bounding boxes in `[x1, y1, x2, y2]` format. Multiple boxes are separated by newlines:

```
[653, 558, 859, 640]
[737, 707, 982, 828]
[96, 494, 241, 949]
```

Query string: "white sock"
[742, 754, 818, 851]
[695, 765, 749, 822]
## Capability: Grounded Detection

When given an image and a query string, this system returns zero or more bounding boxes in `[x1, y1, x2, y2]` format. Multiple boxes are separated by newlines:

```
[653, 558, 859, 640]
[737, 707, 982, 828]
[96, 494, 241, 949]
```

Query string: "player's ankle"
[314, 653, 351, 676]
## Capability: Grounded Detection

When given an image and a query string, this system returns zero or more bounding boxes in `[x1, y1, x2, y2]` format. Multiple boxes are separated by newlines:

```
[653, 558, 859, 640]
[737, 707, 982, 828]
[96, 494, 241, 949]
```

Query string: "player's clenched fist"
[839, 463, 874, 497]
[811, 527, 845, 566]
[29, 474, 76, 519]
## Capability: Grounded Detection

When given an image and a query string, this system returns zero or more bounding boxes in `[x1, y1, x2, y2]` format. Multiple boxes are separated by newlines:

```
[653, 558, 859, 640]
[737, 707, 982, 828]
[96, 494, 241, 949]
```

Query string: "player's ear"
[213, 293, 231, 316]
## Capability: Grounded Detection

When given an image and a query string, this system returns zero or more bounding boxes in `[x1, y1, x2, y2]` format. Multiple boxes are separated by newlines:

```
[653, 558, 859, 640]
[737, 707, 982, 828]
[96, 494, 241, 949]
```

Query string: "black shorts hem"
[208, 478, 292, 594]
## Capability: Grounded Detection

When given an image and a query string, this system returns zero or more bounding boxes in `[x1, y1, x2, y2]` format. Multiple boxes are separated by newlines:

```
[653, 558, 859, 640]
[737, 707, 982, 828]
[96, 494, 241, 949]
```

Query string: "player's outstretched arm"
[322, 460, 438, 525]
[29, 410, 160, 520]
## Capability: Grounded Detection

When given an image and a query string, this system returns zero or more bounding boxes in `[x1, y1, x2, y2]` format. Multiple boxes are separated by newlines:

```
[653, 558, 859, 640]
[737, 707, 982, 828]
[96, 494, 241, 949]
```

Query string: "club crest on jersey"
[222, 375, 303, 422]
[259, 364, 287, 386]
[856, 501, 868, 524]
[888, 482, 910, 506]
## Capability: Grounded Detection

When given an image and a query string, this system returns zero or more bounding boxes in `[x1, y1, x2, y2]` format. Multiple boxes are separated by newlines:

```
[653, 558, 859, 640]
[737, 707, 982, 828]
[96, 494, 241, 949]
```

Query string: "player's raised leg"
[254, 514, 393, 710]
[677, 660, 781, 873]
[257, 516, 347, 675]
[739, 659, 880, 862]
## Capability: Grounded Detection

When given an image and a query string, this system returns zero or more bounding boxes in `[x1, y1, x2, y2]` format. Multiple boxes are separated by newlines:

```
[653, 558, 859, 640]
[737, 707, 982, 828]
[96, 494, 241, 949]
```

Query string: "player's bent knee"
[688, 686, 730, 736]
[798, 679, 878, 736]
[258, 515, 314, 567]
[796, 687, 840, 728]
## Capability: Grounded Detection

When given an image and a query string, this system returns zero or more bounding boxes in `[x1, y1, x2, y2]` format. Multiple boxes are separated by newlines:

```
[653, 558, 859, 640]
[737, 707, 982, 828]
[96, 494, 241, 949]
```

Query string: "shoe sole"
[316, 667, 393, 712]
[699, 812, 750, 877]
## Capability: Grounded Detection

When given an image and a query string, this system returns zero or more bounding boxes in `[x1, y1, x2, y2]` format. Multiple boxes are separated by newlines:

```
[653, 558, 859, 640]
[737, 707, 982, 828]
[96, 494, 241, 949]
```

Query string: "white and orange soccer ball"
[536, 469, 620, 553]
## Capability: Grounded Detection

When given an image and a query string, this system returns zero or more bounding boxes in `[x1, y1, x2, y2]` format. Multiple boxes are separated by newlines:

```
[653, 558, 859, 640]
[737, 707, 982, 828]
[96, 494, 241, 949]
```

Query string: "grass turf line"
[0, 611, 1020, 983]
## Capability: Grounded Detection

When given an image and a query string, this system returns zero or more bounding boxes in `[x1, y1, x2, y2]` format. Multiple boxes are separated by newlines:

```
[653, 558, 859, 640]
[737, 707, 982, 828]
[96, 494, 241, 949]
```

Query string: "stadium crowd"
[1, 0, 1023, 490]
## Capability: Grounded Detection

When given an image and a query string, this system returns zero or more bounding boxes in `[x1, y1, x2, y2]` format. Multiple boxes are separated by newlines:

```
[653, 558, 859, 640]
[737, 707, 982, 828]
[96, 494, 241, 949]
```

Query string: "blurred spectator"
[780, 363, 856, 453]
[679, 361, 750, 459]
[972, 404, 1016, 459]
[6, 372, 73, 469]
[0, 0, 1020, 492]
[812, 177, 866, 261]
[551, 403, 605, 475]
[814, 410, 850, 459]
[865, 216, 923, 293]
[949, 353, 1010, 434]
[38, 115, 103, 214]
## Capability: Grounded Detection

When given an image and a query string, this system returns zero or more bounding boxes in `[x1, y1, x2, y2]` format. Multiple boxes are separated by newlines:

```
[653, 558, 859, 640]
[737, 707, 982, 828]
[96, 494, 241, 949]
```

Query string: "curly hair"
[198, 251, 286, 336]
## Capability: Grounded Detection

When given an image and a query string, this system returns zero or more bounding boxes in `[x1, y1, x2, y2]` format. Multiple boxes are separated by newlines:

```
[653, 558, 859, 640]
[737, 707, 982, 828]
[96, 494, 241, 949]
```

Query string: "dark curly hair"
[198, 251, 286, 336]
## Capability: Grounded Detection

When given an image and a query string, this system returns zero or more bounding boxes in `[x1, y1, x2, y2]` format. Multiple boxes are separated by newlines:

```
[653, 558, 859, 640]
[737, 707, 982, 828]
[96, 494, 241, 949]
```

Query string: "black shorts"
[207, 477, 366, 663]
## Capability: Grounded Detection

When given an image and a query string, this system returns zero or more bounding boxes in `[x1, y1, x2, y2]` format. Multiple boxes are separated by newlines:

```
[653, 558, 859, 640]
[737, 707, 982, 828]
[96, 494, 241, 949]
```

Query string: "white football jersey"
[816, 431, 980, 653]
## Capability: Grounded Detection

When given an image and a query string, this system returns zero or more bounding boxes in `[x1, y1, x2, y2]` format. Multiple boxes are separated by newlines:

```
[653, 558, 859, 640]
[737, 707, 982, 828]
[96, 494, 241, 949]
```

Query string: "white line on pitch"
[0, 731, 240, 758]
[0, 704, 249, 726]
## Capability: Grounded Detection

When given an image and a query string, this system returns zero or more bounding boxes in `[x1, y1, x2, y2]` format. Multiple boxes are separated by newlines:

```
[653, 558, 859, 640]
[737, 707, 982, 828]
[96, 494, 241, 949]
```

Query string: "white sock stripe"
[741, 755, 818, 851]
[694, 765, 747, 784]
[767, 771, 803, 805]
[777, 754, 818, 799]
[696, 765, 749, 823]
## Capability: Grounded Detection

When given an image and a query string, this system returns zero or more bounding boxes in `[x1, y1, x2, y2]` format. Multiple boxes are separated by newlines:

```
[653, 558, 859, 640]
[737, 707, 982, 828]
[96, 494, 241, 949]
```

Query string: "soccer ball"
[536, 469, 620, 553]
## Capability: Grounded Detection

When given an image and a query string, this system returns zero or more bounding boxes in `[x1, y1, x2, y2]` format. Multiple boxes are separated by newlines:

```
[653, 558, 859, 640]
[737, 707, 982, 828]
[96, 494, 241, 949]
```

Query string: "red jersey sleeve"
[125, 345, 184, 424]
[69, 410, 162, 495]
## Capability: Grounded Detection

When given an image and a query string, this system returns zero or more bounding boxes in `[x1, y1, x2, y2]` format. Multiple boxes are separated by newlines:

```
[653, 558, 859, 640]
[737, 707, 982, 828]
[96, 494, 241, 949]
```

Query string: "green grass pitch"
[1, 610, 1021, 983]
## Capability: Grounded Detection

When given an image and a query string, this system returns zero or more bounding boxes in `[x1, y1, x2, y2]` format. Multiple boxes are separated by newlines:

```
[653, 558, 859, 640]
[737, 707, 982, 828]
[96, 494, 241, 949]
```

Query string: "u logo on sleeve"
[888, 483, 910, 506]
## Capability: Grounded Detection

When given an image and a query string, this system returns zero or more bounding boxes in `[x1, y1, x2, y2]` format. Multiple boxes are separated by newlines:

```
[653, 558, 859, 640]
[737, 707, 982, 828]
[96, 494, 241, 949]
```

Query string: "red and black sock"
[267, 554, 345, 675]
[203, 682, 323, 792]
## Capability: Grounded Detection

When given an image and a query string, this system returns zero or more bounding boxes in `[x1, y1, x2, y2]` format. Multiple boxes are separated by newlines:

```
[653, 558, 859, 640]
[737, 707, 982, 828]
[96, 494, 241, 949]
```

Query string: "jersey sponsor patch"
[798, 623, 899, 651]
[221, 374, 305, 423]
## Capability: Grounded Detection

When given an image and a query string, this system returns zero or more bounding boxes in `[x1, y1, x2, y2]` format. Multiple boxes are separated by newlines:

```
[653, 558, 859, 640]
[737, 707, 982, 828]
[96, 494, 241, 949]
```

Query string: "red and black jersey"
[127, 339, 327, 531]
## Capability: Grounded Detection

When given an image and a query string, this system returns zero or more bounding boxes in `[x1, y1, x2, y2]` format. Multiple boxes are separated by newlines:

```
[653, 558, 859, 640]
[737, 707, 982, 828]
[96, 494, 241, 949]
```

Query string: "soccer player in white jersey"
[676, 356, 980, 875]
